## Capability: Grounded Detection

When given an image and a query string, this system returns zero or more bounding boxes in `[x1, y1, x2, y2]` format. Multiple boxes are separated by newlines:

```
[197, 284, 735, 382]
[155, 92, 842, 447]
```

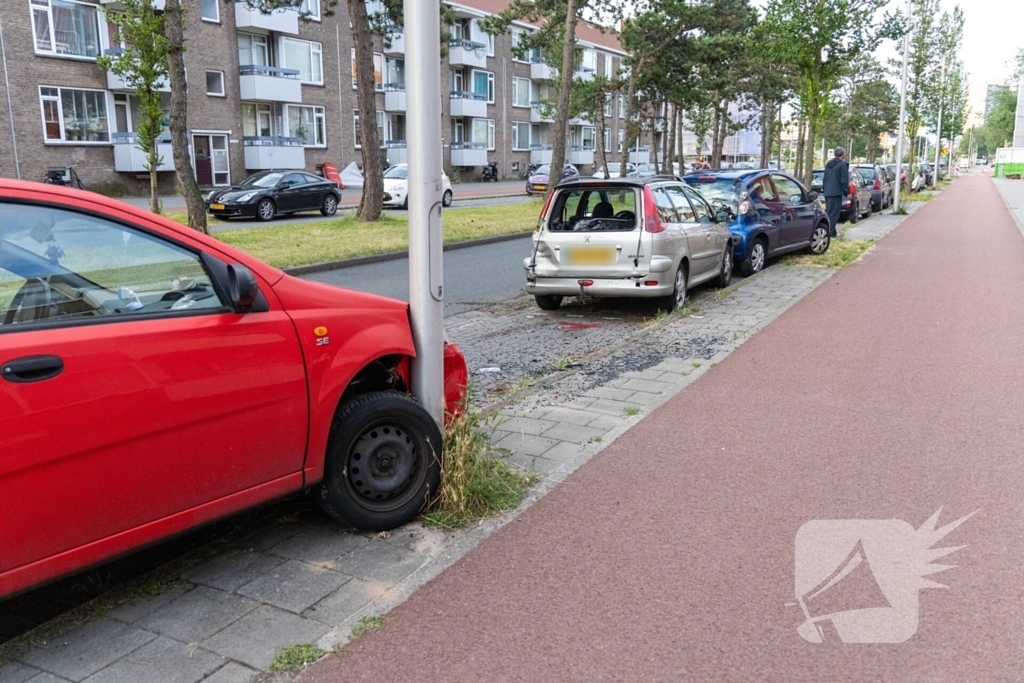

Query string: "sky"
[947, 0, 1023, 124]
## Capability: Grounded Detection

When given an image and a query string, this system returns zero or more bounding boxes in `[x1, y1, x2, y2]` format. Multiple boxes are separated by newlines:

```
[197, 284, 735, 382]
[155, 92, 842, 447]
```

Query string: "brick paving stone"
[493, 432, 560, 457]
[107, 584, 195, 625]
[236, 522, 308, 553]
[137, 587, 258, 644]
[539, 407, 604, 426]
[583, 386, 637, 402]
[538, 441, 585, 462]
[584, 397, 647, 416]
[494, 416, 558, 436]
[22, 675, 70, 683]
[195, 663, 258, 683]
[202, 607, 329, 671]
[507, 453, 562, 474]
[264, 527, 367, 567]
[303, 579, 391, 627]
[18, 619, 155, 682]
[330, 542, 428, 585]
[236, 560, 352, 614]
[619, 378, 674, 394]
[182, 550, 287, 592]
[538, 422, 606, 445]
[586, 414, 626, 432]
[0, 663, 43, 683]
[80, 637, 223, 683]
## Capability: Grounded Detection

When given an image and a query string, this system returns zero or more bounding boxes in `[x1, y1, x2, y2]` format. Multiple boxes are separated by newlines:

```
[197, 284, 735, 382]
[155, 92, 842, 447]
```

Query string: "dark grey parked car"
[854, 163, 893, 211]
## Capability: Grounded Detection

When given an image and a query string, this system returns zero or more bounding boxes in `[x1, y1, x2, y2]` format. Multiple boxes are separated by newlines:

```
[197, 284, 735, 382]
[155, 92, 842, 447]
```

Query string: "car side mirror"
[228, 264, 260, 311]
[714, 208, 730, 223]
[807, 190, 819, 201]
[790, 194, 803, 205]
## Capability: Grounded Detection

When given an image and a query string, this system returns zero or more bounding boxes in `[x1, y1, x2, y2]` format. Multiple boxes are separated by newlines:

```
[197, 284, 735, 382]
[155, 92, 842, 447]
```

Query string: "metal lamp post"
[405, 1, 445, 425]
[893, 0, 911, 214]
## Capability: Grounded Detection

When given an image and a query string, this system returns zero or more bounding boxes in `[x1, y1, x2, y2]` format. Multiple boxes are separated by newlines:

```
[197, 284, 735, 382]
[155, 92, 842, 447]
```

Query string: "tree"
[761, 0, 894, 186]
[570, 76, 619, 176]
[900, 0, 940, 172]
[163, 0, 207, 234]
[348, 0, 383, 221]
[98, 0, 168, 214]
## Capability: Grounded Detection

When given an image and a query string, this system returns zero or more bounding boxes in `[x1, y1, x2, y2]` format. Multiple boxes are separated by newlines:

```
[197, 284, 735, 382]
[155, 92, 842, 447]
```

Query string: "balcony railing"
[569, 144, 594, 166]
[384, 140, 407, 164]
[239, 65, 302, 103]
[450, 141, 487, 167]
[530, 144, 553, 165]
[112, 132, 174, 172]
[243, 136, 305, 170]
[531, 59, 554, 81]
[530, 101, 553, 124]
[574, 65, 596, 82]
[448, 38, 488, 68]
[383, 32, 405, 56]
[450, 91, 488, 117]
[235, 2, 299, 34]
[384, 82, 406, 111]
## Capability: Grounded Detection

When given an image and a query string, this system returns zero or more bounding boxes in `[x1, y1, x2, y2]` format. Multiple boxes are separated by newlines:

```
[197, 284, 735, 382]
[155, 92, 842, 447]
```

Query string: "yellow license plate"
[533, 185, 547, 191]
[210, 203, 225, 210]
[565, 246, 615, 265]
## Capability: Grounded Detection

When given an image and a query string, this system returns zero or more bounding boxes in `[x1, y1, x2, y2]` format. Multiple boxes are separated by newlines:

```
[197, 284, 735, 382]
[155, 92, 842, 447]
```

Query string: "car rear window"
[684, 178, 739, 216]
[858, 167, 876, 179]
[546, 187, 638, 232]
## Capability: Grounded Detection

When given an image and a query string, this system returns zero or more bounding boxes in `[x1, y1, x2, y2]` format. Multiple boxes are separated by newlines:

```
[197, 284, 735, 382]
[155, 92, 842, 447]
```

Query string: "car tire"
[658, 264, 687, 311]
[534, 294, 563, 310]
[849, 200, 859, 224]
[715, 247, 733, 288]
[740, 237, 767, 276]
[863, 200, 872, 219]
[806, 222, 830, 255]
[442, 190, 453, 207]
[256, 198, 275, 222]
[403, 196, 409, 210]
[319, 391, 442, 531]
[321, 194, 338, 216]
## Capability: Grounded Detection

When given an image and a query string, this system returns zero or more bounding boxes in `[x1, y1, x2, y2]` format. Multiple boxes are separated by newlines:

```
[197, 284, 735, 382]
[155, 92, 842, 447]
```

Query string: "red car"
[0, 179, 468, 599]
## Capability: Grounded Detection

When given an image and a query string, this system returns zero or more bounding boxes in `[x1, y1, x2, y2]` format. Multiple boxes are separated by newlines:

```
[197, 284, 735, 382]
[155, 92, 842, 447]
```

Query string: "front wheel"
[321, 194, 338, 216]
[534, 294, 563, 310]
[256, 198, 275, 222]
[716, 247, 733, 288]
[442, 189, 453, 207]
[740, 239, 766, 276]
[807, 223, 830, 255]
[319, 391, 443, 531]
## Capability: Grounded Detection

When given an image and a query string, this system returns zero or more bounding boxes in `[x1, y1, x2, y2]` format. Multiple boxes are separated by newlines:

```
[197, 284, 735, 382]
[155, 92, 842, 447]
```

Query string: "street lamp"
[893, 0, 911, 214]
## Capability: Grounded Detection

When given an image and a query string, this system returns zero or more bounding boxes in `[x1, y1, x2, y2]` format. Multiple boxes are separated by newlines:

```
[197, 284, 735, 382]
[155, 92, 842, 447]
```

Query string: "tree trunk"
[595, 91, 608, 178]
[802, 91, 819, 187]
[667, 104, 678, 173]
[794, 116, 805, 180]
[618, 71, 636, 177]
[164, 0, 206, 234]
[149, 144, 159, 213]
[759, 100, 771, 169]
[349, 0, 382, 221]
[548, 0, 578, 196]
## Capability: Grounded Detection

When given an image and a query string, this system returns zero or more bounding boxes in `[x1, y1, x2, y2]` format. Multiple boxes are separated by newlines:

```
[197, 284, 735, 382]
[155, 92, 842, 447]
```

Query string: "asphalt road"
[304, 175, 1024, 681]
[304, 235, 533, 316]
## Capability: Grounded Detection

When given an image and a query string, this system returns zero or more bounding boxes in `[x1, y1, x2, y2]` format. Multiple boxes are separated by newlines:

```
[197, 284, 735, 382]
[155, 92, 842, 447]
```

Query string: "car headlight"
[236, 192, 258, 203]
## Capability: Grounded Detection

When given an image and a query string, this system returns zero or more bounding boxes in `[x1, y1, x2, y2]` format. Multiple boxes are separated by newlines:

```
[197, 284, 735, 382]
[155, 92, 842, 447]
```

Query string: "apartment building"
[0, 0, 635, 193]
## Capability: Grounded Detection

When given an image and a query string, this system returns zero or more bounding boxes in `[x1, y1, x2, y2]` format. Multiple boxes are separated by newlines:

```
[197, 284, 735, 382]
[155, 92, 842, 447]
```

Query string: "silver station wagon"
[524, 177, 735, 311]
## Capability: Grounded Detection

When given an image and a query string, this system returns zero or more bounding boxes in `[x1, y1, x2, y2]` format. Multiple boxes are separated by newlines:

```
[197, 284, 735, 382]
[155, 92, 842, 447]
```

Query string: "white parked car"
[592, 162, 637, 178]
[382, 164, 454, 209]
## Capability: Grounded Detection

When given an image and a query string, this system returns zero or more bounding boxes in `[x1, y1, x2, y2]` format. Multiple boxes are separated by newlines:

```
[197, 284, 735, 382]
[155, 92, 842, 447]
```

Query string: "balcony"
[530, 102, 553, 124]
[530, 144, 553, 165]
[449, 91, 487, 118]
[448, 38, 488, 69]
[243, 136, 305, 170]
[450, 142, 487, 167]
[99, 0, 164, 9]
[103, 49, 170, 91]
[383, 33, 405, 56]
[531, 59, 554, 81]
[568, 114, 590, 126]
[239, 65, 302, 103]
[629, 146, 652, 164]
[568, 145, 594, 166]
[234, 2, 298, 34]
[384, 83, 406, 112]
[384, 140, 407, 165]
[112, 132, 174, 173]
[574, 66, 596, 82]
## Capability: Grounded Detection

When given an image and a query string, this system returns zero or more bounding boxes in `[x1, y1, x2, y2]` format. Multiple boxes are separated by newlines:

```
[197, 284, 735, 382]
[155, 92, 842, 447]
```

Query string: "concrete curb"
[284, 231, 534, 276]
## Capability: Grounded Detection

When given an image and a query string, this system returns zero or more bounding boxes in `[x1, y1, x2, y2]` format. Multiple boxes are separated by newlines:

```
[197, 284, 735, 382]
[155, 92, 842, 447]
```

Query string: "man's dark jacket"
[822, 157, 849, 197]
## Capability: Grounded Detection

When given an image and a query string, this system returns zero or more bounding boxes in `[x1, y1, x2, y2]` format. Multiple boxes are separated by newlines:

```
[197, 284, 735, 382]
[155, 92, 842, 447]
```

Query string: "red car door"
[0, 200, 308, 577]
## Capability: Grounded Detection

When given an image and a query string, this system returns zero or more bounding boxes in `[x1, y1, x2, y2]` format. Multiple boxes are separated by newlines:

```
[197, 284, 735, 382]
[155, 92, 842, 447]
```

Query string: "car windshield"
[684, 179, 739, 216]
[812, 171, 824, 186]
[384, 166, 408, 179]
[546, 187, 639, 232]
[534, 165, 551, 176]
[238, 172, 284, 188]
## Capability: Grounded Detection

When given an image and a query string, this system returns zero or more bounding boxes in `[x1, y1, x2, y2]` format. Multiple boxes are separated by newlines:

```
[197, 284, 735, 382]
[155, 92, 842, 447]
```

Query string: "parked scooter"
[520, 163, 540, 180]
[482, 162, 499, 182]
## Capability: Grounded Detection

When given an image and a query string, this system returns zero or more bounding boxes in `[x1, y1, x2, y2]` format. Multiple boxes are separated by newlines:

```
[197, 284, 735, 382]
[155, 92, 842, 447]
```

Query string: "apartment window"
[450, 69, 464, 93]
[238, 34, 268, 66]
[580, 49, 597, 73]
[39, 86, 109, 143]
[300, 0, 320, 20]
[604, 53, 613, 78]
[512, 121, 530, 151]
[243, 102, 273, 137]
[287, 105, 326, 146]
[471, 70, 494, 104]
[603, 93, 611, 118]
[619, 94, 626, 118]
[283, 38, 323, 85]
[451, 119, 464, 144]
[386, 58, 405, 87]
[31, 0, 101, 59]
[618, 129, 624, 152]
[472, 118, 495, 151]
[604, 128, 611, 152]
[511, 29, 528, 63]
[352, 48, 383, 91]
[200, 0, 218, 22]
[512, 77, 530, 108]
[353, 109, 385, 148]
[206, 71, 225, 97]
[581, 126, 595, 150]
[387, 113, 405, 143]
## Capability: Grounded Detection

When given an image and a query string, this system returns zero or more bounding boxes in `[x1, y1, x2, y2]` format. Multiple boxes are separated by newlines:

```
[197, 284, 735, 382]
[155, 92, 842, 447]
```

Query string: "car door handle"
[1, 355, 64, 383]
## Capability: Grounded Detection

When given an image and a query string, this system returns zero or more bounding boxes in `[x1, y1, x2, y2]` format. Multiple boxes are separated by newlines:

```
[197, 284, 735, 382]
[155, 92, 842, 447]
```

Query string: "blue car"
[683, 170, 831, 275]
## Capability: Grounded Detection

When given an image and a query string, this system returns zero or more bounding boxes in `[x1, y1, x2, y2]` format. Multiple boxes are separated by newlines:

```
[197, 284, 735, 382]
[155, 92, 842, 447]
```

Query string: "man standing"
[822, 147, 849, 238]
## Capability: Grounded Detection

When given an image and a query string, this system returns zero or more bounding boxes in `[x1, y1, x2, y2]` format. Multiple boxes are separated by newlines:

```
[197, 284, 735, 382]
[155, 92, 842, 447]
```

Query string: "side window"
[752, 175, 779, 203]
[1, 203, 225, 328]
[772, 175, 806, 204]
[652, 187, 678, 223]
[282, 172, 306, 187]
[681, 186, 713, 223]
[663, 185, 695, 222]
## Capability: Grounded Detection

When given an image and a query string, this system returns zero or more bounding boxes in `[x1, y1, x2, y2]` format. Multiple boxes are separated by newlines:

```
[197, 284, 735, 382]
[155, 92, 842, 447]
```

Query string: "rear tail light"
[873, 176, 880, 190]
[849, 182, 856, 197]
[578, 279, 594, 287]
[642, 186, 666, 233]
[537, 190, 555, 230]
[644, 280, 658, 286]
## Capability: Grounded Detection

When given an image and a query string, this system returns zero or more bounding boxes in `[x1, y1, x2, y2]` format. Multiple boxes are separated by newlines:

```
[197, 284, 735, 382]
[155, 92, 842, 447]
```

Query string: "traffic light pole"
[405, 1, 445, 425]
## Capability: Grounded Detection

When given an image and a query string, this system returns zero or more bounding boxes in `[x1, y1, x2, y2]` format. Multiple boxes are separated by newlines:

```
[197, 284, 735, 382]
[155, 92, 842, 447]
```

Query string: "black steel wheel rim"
[345, 419, 427, 512]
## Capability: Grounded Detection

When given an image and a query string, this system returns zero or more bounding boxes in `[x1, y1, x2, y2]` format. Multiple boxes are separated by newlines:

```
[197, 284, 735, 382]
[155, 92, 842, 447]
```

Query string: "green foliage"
[268, 644, 326, 672]
[351, 616, 383, 638]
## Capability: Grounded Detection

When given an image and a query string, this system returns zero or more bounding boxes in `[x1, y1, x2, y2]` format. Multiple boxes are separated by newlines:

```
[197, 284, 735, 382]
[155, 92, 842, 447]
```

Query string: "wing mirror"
[807, 190, 819, 201]
[228, 264, 260, 311]
[714, 208, 731, 223]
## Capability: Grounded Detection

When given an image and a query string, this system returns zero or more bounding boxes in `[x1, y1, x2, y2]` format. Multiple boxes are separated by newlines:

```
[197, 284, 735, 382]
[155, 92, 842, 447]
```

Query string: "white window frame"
[511, 29, 529, 63]
[238, 33, 269, 66]
[353, 109, 385, 149]
[619, 94, 626, 119]
[512, 77, 530, 109]
[472, 118, 495, 151]
[604, 128, 611, 152]
[581, 126, 595, 150]
[351, 48, 383, 91]
[31, 0, 103, 61]
[282, 37, 323, 85]
[512, 121, 530, 151]
[604, 93, 612, 118]
[618, 129, 624, 152]
[300, 0, 320, 21]
[243, 102, 274, 137]
[471, 69, 494, 104]
[200, 0, 219, 23]
[205, 70, 225, 97]
[39, 85, 111, 144]
[286, 104, 326, 147]
[604, 53, 613, 78]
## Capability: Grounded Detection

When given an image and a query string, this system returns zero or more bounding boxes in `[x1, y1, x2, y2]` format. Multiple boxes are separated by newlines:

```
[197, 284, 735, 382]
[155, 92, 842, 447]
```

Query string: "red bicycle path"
[304, 175, 1024, 682]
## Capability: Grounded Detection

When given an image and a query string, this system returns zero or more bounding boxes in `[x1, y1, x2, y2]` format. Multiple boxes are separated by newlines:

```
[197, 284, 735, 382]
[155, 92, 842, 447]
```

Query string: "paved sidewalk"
[994, 177, 1024, 232]
[0, 205, 918, 682]
[300, 175, 1024, 681]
